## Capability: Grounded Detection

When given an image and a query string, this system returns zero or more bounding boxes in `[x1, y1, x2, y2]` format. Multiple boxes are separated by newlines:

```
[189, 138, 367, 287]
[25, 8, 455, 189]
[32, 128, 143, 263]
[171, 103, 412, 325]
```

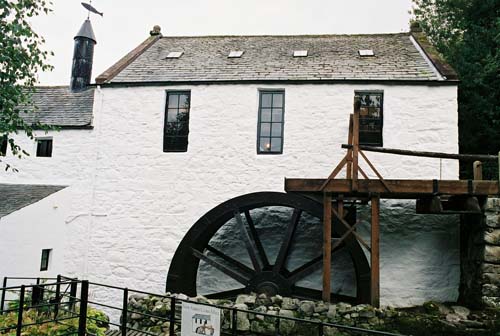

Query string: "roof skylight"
[165, 51, 184, 59]
[293, 50, 308, 57]
[358, 49, 375, 57]
[228, 51, 244, 58]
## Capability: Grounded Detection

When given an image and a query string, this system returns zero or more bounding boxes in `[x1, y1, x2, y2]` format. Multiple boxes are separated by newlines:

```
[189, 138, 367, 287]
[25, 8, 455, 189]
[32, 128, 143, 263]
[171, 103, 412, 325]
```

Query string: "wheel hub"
[249, 271, 292, 296]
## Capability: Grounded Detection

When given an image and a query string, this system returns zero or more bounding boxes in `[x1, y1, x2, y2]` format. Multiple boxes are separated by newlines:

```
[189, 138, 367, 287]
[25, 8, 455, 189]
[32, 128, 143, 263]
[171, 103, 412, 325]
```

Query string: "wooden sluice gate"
[285, 96, 500, 307]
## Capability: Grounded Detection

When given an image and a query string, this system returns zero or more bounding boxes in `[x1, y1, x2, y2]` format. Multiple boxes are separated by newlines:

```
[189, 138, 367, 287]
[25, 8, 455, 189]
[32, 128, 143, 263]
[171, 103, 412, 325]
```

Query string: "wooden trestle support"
[285, 96, 500, 307]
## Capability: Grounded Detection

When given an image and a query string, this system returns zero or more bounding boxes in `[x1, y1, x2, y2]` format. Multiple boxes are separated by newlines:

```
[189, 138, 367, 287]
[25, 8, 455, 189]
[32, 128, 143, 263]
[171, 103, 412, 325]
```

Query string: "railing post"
[231, 308, 237, 336]
[78, 280, 89, 336]
[16, 285, 25, 336]
[121, 288, 128, 336]
[318, 322, 324, 336]
[54, 274, 61, 319]
[1, 277, 7, 314]
[69, 280, 78, 311]
[473, 161, 483, 180]
[274, 314, 280, 336]
[169, 296, 176, 336]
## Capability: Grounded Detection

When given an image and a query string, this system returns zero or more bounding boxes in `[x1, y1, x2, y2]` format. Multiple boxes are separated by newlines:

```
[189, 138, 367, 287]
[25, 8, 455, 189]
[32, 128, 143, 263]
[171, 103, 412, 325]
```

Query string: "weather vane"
[81, 1, 103, 19]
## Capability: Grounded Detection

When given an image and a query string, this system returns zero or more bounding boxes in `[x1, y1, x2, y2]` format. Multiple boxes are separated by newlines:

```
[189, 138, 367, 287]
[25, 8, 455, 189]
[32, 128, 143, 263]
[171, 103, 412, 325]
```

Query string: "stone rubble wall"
[460, 198, 500, 309]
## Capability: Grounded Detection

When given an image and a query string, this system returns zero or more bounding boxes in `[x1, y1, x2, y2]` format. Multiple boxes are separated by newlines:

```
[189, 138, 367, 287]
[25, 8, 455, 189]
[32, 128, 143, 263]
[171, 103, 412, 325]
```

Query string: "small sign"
[181, 301, 221, 336]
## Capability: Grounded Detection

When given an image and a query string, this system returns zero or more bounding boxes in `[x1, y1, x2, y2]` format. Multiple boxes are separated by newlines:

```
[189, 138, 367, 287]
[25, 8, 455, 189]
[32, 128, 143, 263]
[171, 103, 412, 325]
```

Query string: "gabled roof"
[97, 33, 457, 85]
[20, 86, 94, 128]
[0, 184, 66, 218]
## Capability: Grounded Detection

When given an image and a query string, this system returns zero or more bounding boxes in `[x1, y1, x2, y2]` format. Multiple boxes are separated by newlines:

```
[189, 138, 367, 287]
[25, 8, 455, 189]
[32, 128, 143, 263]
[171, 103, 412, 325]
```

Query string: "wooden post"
[352, 97, 360, 191]
[322, 193, 332, 302]
[498, 151, 500, 184]
[346, 115, 354, 180]
[473, 161, 483, 180]
[370, 195, 380, 308]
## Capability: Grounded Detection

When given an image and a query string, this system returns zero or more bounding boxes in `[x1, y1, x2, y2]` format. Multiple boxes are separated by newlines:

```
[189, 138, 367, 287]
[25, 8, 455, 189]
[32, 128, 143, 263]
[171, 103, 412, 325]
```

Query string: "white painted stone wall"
[0, 84, 459, 314]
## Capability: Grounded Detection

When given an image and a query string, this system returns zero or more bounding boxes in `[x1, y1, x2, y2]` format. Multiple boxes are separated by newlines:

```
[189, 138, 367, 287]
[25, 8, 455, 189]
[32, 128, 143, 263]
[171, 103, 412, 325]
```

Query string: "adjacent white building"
[0, 21, 460, 308]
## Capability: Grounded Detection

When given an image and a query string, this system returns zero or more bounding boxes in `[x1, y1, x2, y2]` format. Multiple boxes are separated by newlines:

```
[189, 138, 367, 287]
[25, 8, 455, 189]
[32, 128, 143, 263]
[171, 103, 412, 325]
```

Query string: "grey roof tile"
[19, 86, 95, 127]
[110, 33, 442, 83]
[0, 184, 66, 218]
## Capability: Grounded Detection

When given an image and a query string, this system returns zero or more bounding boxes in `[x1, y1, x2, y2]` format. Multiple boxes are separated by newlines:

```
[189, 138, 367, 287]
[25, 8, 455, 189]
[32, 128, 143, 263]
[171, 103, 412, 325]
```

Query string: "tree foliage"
[412, 0, 500, 177]
[0, 0, 53, 169]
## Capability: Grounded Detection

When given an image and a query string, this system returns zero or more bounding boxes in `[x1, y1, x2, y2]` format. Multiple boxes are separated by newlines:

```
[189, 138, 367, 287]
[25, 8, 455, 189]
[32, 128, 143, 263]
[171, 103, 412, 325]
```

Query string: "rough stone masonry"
[461, 197, 500, 308]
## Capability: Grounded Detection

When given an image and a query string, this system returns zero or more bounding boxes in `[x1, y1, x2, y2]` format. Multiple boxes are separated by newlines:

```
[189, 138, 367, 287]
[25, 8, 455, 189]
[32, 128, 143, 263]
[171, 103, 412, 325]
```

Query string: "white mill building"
[0, 19, 467, 309]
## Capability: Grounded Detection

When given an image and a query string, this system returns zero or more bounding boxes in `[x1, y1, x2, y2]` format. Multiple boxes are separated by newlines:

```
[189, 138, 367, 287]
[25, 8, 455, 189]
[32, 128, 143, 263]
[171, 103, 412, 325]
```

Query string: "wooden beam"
[473, 161, 483, 180]
[341, 144, 498, 162]
[352, 103, 360, 191]
[346, 115, 354, 180]
[370, 196, 380, 307]
[358, 149, 391, 192]
[319, 154, 348, 191]
[322, 193, 332, 302]
[285, 178, 500, 197]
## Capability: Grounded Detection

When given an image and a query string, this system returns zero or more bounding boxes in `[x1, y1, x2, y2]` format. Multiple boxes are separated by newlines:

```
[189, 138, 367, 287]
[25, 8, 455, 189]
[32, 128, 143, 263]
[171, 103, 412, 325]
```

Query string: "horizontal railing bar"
[342, 144, 499, 161]
[86, 316, 123, 328]
[0, 281, 81, 291]
[0, 315, 79, 332]
[85, 299, 123, 311]
[125, 308, 171, 321]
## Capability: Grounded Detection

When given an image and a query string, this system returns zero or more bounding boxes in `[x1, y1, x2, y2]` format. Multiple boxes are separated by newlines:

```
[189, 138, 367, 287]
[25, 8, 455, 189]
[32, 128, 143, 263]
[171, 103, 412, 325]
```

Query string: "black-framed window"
[36, 138, 53, 157]
[257, 91, 285, 154]
[164, 91, 191, 152]
[356, 91, 383, 147]
[40, 249, 51, 271]
[0, 136, 7, 156]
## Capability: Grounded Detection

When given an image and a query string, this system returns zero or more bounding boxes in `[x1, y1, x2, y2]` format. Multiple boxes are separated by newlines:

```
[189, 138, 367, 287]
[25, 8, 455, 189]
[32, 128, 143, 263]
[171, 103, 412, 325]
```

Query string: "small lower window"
[40, 249, 51, 271]
[36, 138, 53, 157]
[0, 137, 7, 156]
[356, 91, 383, 147]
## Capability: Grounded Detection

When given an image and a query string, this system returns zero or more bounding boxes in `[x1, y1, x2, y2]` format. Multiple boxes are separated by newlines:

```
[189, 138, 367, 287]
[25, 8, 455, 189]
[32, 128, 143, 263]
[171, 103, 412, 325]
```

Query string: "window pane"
[259, 137, 272, 152]
[261, 108, 272, 122]
[179, 94, 190, 108]
[261, 94, 272, 108]
[168, 94, 179, 108]
[271, 138, 282, 152]
[272, 108, 283, 122]
[165, 136, 188, 151]
[357, 92, 383, 147]
[272, 94, 283, 108]
[260, 123, 271, 136]
[167, 109, 178, 122]
[271, 123, 282, 137]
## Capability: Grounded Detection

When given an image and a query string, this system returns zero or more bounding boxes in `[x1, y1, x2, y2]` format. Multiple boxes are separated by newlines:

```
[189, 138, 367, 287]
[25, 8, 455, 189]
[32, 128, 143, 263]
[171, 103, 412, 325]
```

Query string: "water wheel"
[166, 192, 370, 303]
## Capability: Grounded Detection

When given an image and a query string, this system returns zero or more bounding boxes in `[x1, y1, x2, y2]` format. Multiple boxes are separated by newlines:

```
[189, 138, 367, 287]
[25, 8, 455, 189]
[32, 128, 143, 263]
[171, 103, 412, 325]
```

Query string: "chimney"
[70, 19, 97, 92]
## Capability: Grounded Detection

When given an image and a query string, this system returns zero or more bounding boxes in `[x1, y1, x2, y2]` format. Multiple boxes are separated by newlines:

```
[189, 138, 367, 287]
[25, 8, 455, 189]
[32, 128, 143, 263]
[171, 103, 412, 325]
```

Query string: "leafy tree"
[412, 0, 500, 178]
[0, 0, 53, 170]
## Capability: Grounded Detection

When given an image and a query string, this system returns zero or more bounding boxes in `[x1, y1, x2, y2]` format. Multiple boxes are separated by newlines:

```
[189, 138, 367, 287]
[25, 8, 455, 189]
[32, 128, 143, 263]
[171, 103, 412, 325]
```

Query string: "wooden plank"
[284, 178, 500, 197]
[473, 161, 483, 180]
[322, 193, 332, 302]
[341, 144, 498, 162]
[370, 196, 380, 307]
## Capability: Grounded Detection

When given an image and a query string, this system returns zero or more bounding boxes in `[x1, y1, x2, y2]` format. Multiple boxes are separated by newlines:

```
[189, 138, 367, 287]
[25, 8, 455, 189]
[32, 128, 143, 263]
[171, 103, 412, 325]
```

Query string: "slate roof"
[20, 86, 94, 128]
[102, 33, 453, 84]
[0, 184, 66, 218]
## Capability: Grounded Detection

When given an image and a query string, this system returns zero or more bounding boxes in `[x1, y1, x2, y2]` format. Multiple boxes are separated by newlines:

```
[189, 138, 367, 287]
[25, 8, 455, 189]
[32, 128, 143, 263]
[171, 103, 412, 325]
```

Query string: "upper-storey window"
[36, 138, 53, 157]
[164, 91, 191, 152]
[257, 91, 284, 154]
[356, 91, 383, 147]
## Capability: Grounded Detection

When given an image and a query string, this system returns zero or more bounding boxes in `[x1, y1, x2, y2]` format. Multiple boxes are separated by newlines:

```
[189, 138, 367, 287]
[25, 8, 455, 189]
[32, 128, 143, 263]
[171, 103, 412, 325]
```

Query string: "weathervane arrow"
[81, 2, 103, 18]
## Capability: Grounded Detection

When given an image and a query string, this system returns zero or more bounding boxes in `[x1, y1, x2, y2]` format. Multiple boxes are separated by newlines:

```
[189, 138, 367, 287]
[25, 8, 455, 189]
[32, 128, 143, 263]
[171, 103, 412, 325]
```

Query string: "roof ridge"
[158, 32, 411, 39]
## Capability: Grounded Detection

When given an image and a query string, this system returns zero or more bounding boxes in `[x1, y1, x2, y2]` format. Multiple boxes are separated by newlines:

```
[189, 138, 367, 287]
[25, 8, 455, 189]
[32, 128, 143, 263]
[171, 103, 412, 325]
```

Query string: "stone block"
[481, 284, 499, 297]
[484, 245, 500, 263]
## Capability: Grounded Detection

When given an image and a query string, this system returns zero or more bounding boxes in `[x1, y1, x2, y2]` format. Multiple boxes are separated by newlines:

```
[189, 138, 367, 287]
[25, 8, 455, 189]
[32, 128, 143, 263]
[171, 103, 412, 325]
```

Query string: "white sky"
[31, 0, 413, 85]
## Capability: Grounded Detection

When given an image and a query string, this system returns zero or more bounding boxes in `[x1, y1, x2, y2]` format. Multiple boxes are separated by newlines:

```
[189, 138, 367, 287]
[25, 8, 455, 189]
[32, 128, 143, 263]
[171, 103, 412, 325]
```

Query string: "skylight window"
[359, 49, 375, 57]
[293, 50, 308, 57]
[165, 51, 184, 59]
[228, 51, 244, 58]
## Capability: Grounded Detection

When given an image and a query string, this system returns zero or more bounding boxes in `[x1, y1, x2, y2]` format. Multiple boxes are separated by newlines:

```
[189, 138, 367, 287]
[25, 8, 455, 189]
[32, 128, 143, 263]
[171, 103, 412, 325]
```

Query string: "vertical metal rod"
[169, 297, 176, 336]
[275, 315, 280, 336]
[370, 196, 381, 308]
[69, 280, 78, 311]
[318, 322, 324, 336]
[1, 277, 7, 314]
[78, 281, 89, 336]
[16, 285, 25, 336]
[121, 288, 128, 336]
[231, 308, 237, 336]
[322, 193, 332, 302]
[54, 274, 61, 319]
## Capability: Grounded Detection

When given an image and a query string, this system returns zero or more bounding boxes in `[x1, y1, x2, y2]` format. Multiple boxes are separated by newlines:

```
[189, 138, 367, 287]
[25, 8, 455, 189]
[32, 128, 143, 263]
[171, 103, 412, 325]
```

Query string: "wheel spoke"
[206, 245, 256, 277]
[234, 211, 262, 272]
[287, 244, 343, 284]
[245, 210, 270, 268]
[192, 248, 250, 286]
[273, 209, 302, 274]
[292, 286, 356, 304]
[205, 288, 247, 299]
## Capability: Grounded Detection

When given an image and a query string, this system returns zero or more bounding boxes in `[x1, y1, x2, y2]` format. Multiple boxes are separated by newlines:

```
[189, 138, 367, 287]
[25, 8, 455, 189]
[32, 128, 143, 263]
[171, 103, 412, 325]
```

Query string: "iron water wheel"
[166, 192, 370, 303]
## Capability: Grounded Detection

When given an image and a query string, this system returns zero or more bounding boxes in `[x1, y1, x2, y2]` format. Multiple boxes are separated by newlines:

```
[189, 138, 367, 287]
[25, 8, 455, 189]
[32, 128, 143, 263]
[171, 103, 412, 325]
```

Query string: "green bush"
[0, 307, 108, 335]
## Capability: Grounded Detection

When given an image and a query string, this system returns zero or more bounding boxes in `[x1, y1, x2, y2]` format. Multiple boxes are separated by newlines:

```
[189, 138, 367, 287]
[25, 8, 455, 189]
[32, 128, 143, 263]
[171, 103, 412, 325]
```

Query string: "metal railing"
[1, 276, 405, 336]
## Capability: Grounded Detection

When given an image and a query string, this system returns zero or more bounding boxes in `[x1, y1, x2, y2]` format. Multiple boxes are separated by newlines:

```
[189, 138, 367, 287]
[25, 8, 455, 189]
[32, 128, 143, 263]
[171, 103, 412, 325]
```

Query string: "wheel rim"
[167, 192, 370, 303]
